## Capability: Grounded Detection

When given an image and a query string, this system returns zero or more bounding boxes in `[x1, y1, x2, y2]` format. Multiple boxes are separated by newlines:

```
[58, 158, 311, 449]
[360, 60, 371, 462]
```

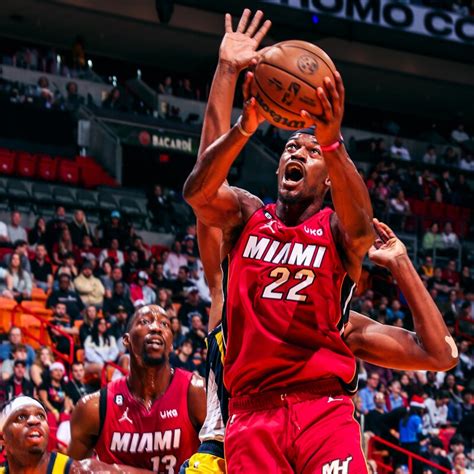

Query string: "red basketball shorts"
[225, 379, 368, 474]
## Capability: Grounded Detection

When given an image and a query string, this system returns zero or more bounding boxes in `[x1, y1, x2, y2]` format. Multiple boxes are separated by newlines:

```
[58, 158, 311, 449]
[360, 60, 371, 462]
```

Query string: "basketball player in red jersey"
[68, 305, 205, 473]
[183, 21, 458, 472]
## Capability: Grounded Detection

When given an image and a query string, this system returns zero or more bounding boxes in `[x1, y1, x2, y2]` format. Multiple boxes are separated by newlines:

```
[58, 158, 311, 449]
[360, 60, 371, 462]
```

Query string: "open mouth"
[145, 337, 164, 351]
[26, 430, 43, 441]
[284, 161, 305, 184]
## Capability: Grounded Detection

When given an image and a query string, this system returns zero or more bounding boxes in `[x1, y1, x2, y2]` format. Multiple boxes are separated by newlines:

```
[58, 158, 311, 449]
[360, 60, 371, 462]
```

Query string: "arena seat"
[6, 180, 31, 209]
[0, 178, 8, 210]
[17, 313, 43, 349]
[37, 155, 57, 181]
[32, 182, 55, 207]
[0, 297, 16, 334]
[17, 152, 37, 178]
[98, 190, 118, 213]
[58, 159, 80, 185]
[31, 287, 48, 304]
[76, 189, 98, 210]
[0, 150, 15, 176]
[120, 197, 142, 218]
[53, 186, 76, 208]
[76, 348, 85, 362]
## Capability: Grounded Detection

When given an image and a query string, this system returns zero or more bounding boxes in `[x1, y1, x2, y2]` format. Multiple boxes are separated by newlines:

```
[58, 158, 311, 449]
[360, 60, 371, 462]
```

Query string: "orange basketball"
[252, 40, 337, 130]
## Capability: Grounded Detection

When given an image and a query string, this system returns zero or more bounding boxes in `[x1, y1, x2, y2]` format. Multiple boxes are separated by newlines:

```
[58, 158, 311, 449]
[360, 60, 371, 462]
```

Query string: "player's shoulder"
[76, 389, 101, 411]
[187, 372, 206, 429]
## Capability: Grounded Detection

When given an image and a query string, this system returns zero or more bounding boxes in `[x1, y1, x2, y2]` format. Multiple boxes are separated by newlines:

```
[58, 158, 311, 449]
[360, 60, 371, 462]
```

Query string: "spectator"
[79, 305, 98, 347]
[182, 235, 198, 267]
[170, 265, 194, 303]
[157, 288, 175, 314]
[75, 235, 97, 264]
[189, 263, 211, 303]
[102, 87, 126, 111]
[419, 255, 434, 281]
[96, 211, 127, 247]
[452, 452, 474, 474]
[46, 273, 84, 320]
[130, 236, 150, 267]
[460, 389, 473, 419]
[177, 287, 209, 327]
[422, 223, 444, 255]
[5, 253, 32, 302]
[30, 244, 53, 292]
[130, 271, 156, 306]
[365, 392, 387, 435]
[84, 318, 119, 377]
[398, 396, 425, 457]
[1, 344, 29, 381]
[64, 362, 93, 405]
[386, 379, 408, 411]
[460, 153, 474, 172]
[159, 76, 173, 95]
[52, 228, 75, 265]
[45, 206, 67, 252]
[428, 267, 453, 301]
[108, 306, 129, 354]
[165, 241, 188, 278]
[55, 252, 79, 283]
[3, 240, 31, 272]
[187, 314, 207, 351]
[422, 145, 438, 165]
[103, 281, 134, 317]
[460, 266, 474, 296]
[359, 372, 380, 414]
[440, 224, 460, 258]
[424, 390, 450, 435]
[0, 218, 9, 246]
[38, 362, 72, 431]
[74, 261, 105, 307]
[442, 146, 459, 167]
[102, 266, 130, 298]
[447, 436, 467, 466]
[169, 339, 196, 372]
[390, 138, 411, 161]
[150, 262, 172, 291]
[69, 209, 92, 247]
[442, 260, 460, 288]
[99, 238, 124, 267]
[7, 211, 27, 243]
[148, 185, 172, 231]
[28, 216, 47, 246]
[48, 302, 77, 355]
[386, 299, 405, 323]
[122, 249, 140, 282]
[64, 81, 84, 110]
[170, 316, 188, 350]
[3, 360, 34, 401]
[0, 326, 35, 365]
[30, 346, 54, 388]
[451, 124, 470, 143]
[388, 190, 410, 229]
[176, 78, 196, 100]
[426, 437, 453, 472]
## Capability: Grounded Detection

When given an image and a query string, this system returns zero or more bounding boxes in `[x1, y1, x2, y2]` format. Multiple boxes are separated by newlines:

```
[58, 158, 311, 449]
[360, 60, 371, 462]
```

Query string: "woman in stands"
[28, 216, 47, 247]
[83, 318, 119, 380]
[52, 228, 75, 265]
[6, 253, 32, 302]
[30, 346, 54, 387]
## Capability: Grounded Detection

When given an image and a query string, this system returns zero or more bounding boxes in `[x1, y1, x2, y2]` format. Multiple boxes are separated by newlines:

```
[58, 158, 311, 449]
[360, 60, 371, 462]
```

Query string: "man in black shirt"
[169, 339, 196, 372]
[48, 302, 78, 355]
[103, 281, 134, 317]
[170, 266, 194, 304]
[46, 273, 84, 320]
[150, 262, 172, 291]
[4, 360, 35, 401]
[178, 287, 210, 327]
[79, 305, 98, 347]
[365, 391, 388, 436]
[65, 362, 93, 405]
[108, 305, 129, 354]
[30, 244, 53, 292]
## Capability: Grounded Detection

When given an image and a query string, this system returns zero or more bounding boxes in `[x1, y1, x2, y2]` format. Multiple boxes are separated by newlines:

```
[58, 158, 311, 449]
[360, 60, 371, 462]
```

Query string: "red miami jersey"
[224, 204, 357, 397]
[94, 369, 199, 473]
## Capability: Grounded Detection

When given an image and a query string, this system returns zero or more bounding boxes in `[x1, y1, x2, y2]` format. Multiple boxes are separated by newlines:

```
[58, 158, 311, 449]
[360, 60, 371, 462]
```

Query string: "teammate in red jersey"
[68, 305, 205, 473]
[183, 13, 458, 471]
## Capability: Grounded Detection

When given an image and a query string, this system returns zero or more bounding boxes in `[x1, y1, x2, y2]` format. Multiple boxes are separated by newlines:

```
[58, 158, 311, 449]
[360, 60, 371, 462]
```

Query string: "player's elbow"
[183, 175, 203, 207]
[426, 352, 459, 372]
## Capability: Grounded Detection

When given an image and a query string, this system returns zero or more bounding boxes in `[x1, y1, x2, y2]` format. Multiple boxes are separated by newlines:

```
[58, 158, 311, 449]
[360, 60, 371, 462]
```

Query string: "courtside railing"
[368, 435, 451, 474]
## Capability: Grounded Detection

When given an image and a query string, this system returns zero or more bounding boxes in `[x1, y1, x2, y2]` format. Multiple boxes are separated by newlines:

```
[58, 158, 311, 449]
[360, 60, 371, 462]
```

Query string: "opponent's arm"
[67, 392, 100, 459]
[188, 374, 207, 431]
[302, 74, 374, 281]
[72, 459, 153, 473]
[344, 219, 458, 371]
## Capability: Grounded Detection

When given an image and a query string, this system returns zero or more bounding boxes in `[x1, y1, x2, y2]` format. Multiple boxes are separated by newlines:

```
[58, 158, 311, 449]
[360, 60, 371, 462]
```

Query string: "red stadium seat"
[427, 201, 446, 220]
[0, 151, 15, 176]
[408, 199, 427, 217]
[37, 155, 57, 181]
[58, 159, 79, 185]
[17, 152, 37, 178]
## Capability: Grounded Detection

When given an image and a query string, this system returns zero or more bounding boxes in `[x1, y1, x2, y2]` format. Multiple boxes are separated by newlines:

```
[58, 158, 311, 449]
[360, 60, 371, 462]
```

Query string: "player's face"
[125, 305, 173, 367]
[3, 406, 49, 456]
[277, 133, 329, 204]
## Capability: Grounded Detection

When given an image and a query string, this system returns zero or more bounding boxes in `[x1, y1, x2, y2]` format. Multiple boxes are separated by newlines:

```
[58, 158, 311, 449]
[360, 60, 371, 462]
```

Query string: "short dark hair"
[13, 240, 27, 249]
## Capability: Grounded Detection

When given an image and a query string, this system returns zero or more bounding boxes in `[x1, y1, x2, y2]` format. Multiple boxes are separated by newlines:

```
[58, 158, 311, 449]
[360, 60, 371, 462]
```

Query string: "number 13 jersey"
[224, 204, 357, 397]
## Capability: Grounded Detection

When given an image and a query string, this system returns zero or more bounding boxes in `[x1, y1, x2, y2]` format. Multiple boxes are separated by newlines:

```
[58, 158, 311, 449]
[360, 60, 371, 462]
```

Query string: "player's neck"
[127, 362, 173, 404]
[7, 451, 50, 474]
[275, 198, 322, 226]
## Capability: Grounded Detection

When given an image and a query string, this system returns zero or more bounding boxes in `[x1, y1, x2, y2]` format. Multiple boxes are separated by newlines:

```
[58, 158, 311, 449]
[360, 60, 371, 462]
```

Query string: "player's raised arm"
[184, 10, 270, 230]
[67, 392, 100, 459]
[301, 73, 374, 281]
[344, 219, 458, 371]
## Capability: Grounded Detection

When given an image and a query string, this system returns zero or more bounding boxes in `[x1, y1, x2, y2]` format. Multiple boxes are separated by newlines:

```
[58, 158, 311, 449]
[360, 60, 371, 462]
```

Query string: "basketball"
[252, 40, 337, 130]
